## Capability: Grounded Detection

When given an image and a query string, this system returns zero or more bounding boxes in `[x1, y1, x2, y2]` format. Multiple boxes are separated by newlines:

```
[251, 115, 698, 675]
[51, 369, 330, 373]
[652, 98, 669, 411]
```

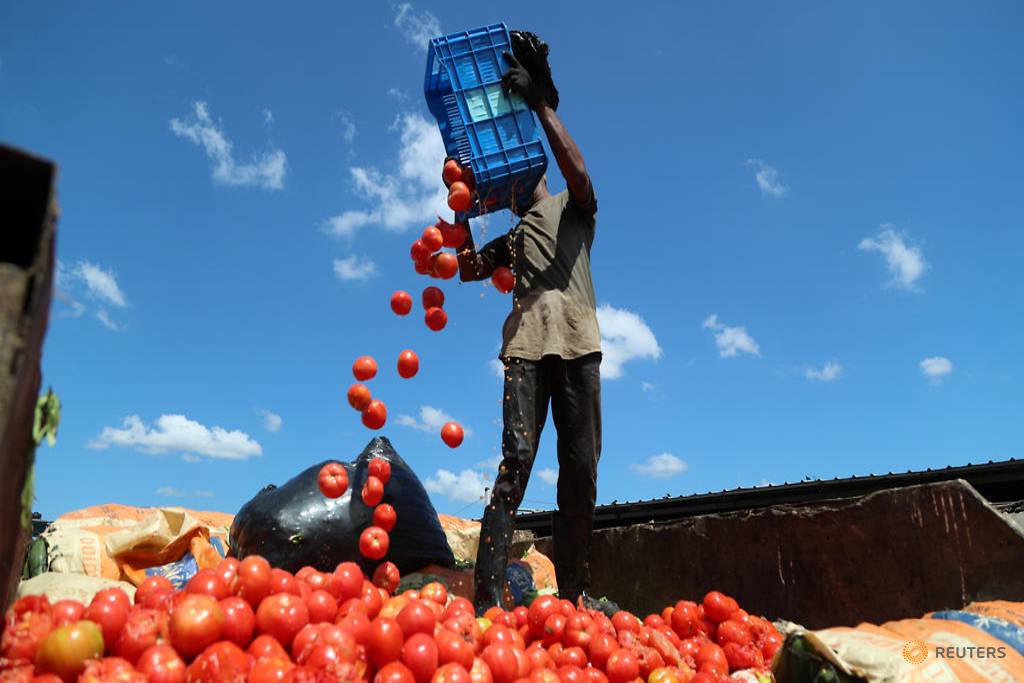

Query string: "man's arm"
[502, 52, 593, 206]
[457, 224, 512, 282]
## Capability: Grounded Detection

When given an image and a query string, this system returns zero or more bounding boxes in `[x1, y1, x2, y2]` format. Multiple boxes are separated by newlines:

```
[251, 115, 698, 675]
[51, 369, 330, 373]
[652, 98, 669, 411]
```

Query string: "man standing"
[454, 46, 607, 615]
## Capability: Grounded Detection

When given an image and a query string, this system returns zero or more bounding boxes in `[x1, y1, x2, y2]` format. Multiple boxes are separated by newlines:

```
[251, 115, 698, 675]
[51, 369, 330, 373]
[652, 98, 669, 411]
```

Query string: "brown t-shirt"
[478, 189, 601, 361]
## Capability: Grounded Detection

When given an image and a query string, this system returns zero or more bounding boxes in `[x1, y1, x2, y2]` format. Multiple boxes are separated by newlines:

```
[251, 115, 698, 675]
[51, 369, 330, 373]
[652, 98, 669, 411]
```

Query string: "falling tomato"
[362, 400, 387, 430]
[318, 463, 349, 499]
[442, 160, 463, 186]
[391, 291, 413, 316]
[448, 182, 471, 213]
[373, 504, 397, 532]
[414, 258, 432, 275]
[411, 240, 431, 262]
[359, 527, 390, 561]
[353, 356, 377, 381]
[491, 267, 515, 294]
[347, 383, 372, 411]
[433, 253, 458, 280]
[440, 422, 464, 448]
[438, 220, 468, 249]
[397, 350, 419, 379]
[425, 307, 447, 332]
[369, 457, 392, 484]
[422, 287, 444, 310]
[422, 227, 444, 253]
[362, 476, 384, 506]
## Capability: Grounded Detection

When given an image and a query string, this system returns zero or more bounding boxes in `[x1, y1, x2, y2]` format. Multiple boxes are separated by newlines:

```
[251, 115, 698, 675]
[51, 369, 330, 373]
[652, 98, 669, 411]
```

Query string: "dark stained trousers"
[474, 352, 602, 611]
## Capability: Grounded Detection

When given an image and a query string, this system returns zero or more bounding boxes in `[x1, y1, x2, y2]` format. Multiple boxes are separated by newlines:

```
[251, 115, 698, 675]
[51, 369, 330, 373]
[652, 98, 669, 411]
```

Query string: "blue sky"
[3, 1, 1022, 522]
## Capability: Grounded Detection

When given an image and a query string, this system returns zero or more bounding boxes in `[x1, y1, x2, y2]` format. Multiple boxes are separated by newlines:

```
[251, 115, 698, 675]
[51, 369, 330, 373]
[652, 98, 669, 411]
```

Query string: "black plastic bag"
[510, 30, 559, 111]
[229, 437, 456, 575]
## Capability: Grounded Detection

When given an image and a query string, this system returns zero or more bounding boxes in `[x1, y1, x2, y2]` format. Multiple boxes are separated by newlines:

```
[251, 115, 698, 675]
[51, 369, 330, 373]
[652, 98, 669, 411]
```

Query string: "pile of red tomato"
[1, 552, 781, 683]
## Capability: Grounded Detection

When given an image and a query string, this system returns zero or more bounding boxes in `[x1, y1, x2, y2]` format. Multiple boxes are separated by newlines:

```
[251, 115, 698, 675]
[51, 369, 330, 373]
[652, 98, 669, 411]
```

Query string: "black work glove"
[501, 52, 545, 110]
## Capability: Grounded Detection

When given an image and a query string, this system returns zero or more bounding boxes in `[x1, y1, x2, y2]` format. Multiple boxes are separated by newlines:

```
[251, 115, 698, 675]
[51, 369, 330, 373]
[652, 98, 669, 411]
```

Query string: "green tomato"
[35, 619, 105, 682]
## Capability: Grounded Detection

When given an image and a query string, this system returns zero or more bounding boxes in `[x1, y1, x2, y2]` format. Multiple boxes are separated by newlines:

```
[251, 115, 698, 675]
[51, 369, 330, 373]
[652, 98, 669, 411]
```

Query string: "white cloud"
[393, 3, 440, 52]
[425, 468, 492, 503]
[333, 255, 377, 282]
[181, 454, 201, 463]
[54, 288, 86, 319]
[629, 453, 688, 478]
[335, 110, 357, 145]
[75, 261, 127, 307]
[702, 314, 761, 358]
[489, 359, 506, 380]
[155, 486, 185, 497]
[744, 159, 787, 198]
[95, 310, 124, 331]
[170, 101, 287, 190]
[260, 410, 283, 433]
[89, 414, 262, 460]
[641, 381, 655, 392]
[920, 356, 953, 383]
[597, 305, 662, 379]
[262, 108, 274, 126]
[858, 226, 928, 290]
[804, 361, 843, 382]
[396, 405, 472, 437]
[536, 468, 558, 486]
[193, 490, 214, 498]
[387, 88, 410, 101]
[323, 112, 447, 238]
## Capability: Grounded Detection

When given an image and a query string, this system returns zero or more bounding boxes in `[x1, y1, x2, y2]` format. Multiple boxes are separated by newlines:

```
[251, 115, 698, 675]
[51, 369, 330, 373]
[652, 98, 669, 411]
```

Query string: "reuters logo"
[903, 641, 929, 665]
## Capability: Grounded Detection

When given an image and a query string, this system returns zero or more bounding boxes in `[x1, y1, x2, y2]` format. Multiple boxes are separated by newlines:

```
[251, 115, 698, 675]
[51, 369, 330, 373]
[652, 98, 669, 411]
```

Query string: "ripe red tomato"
[397, 601, 436, 638]
[49, 600, 85, 629]
[422, 226, 445, 253]
[366, 617, 404, 669]
[353, 356, 378, 381]
[470, 657, 493, 683]
[397, 350, 420, 379]
[135, 644, 186, 683]
[415, 258, 433, 276]
[481, 644, 518, 683]
[694, 642, 727, 672]
[448, 183, 472, 213]
[186, 641, 252, 683]
[435, 630, 474, 670]
[542, 614, 566, 647]
[236, 556, 273, 608]
[362, 476, 385, 506]
[434, 254, 458, 280]
[403, 633, 439, 683]
[611, 611, 641, 634]
[721, 642, 763, 671]
[216, 596, 256, 648]
[433, 662, 472, 683]
[86, 595, 130, 649]
[419, 583, 447, 607]
[556, 665, 585, 683]
[439, 222, 468, 249]
[425, 307, 448, 332]
[248, 656, 294, 683]
[112, 608, 169, 665]
[527, 596, 561, 639]
[411, 240, 431, 262]
[369, 457, 392, 484]
[376, 662, 417, 683]
[391, 291, 413, 316]
[669, 602, 700, 640]
[359, 527, 390, 561]
[169, 594, 224, 659]
[305, 591, 338, 625]
[33, 620, 104, 681]
[2, 597, 53, 662]
[491, 267, 515, 294]
[583, 667, 608, 683]
[135, 577, 174, 609]
[422, 286, 445, 310]
[269, 569, 302, 597]
[373, 504, 397, 533]
[248, 634, 289, 661]
[372, 561, 401, 593]
[187, 569, 230, 601]
[347, 383, 373, 412]
[700, 594, 736, 625]
[443, 160, 463, 186]
[78, 656, 146, 683]
[761, 630, 783, 661]
[440, 422, 464, 448]
[645, 667, 680, 683]
[317, 463, 349, 499]
[604, 650, 638, 683]
[256, 594, 309, 649]
[215, 558, 240, 591]
[714, 620, 751, 648]
[329, 563, 364, 603]
[362, 400, 388, 430]
[556, 647, 586, 668]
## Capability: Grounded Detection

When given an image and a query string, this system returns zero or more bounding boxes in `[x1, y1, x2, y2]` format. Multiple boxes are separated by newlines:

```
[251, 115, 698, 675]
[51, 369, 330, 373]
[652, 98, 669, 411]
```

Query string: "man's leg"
[549, 353, 602, 604]
[474, 357, 550, 613]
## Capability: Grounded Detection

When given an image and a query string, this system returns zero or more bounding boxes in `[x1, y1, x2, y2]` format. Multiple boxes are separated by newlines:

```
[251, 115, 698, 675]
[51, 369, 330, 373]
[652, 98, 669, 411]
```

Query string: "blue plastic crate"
[424, 23, 548, 218]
